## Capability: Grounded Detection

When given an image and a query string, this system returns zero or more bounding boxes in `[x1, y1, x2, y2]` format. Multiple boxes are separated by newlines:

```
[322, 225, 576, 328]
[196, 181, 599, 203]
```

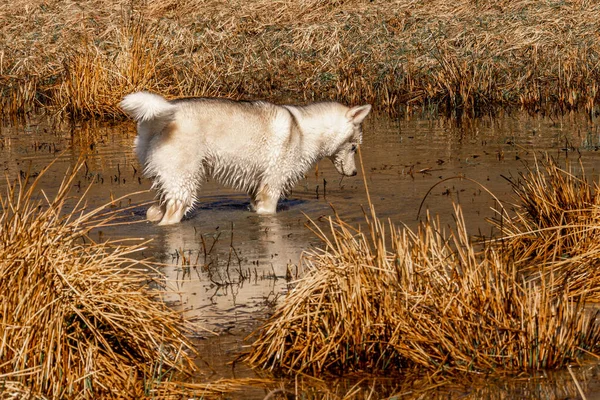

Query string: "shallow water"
[3, 113, 600, 398]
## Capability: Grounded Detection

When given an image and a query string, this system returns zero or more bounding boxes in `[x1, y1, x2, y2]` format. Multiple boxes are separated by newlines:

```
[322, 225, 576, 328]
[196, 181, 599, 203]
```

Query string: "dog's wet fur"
[121, 92, 371, 225]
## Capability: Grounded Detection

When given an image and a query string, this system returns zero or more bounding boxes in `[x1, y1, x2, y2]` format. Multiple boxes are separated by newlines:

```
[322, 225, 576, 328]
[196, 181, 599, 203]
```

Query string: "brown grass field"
[1, 0, 600, 119]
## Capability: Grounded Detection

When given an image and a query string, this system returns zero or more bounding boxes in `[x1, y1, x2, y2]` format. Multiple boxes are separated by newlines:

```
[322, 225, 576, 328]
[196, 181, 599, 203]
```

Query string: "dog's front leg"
[158, 199, 187, 225]
[252, 184, 278, 214]
[254, 198, 278, 214]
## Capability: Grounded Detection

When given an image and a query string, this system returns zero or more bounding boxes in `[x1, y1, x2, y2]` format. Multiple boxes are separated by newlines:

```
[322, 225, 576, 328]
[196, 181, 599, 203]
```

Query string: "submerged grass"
[0, 163, 268, 398]
[2, 0, 600, 119]
[246, 154, 600, 376]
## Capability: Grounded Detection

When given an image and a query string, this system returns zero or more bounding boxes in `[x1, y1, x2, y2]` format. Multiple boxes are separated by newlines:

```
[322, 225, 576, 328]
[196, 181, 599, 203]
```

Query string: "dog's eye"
[351, 144, 357, 152]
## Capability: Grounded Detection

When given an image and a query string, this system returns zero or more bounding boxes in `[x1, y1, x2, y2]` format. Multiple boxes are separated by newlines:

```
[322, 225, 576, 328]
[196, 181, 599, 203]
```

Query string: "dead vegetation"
[2, 143, 600, 395]
[0, 163, 269, 398]
[1, 0, 600, 119]
[489, 155, 600, 300]
[247, 155, 600, 376]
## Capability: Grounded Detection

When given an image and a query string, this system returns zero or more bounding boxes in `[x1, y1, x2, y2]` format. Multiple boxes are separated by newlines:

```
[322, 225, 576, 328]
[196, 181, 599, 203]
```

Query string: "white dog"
[120, 92, 371, 225]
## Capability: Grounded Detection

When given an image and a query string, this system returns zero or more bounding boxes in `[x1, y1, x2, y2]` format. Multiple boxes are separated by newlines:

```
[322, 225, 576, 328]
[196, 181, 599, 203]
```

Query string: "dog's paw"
[158, 199, 186, 225]
[255, 207, 277, 215]
[146, 204, 164, 222]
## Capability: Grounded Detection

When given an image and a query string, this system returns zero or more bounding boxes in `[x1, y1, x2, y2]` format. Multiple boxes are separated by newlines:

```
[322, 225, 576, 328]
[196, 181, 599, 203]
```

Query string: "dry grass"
[246, 203, 600, 375]
[1, 0, 600, 119]
[246, 155, 600, 376]
[0, 162, 269, 398]
[490, 155, 600, 300]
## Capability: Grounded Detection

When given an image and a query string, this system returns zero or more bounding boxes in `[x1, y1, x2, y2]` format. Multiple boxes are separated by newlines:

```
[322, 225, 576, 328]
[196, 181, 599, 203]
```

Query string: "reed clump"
[246, 202, 600, 375]
[0, 164, 257, 398]
[247, 155, 600, 376]
[490, 155, 600, 300]
[2, 0, 600, 119]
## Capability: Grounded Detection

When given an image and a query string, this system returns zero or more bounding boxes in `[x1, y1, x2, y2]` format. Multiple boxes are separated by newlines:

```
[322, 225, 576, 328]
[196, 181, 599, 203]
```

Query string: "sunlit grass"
[0, 162, 268, 398]
[247, 155, 600, 376]
[490, 155, 600, 301]
[1, 0, 600, 119]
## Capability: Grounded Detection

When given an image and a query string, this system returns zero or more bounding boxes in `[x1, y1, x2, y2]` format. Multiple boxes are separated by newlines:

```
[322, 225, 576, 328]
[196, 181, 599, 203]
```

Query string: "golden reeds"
[0, 163, 269, 398]
[246, 155, 600, 376]
[2, 0, 600, 119]
[490, 155, 600, 300]
[246, 203, 600, 375]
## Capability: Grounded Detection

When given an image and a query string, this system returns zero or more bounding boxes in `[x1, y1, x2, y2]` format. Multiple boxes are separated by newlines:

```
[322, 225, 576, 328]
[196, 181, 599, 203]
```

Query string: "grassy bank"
[1, 0, 600, 119]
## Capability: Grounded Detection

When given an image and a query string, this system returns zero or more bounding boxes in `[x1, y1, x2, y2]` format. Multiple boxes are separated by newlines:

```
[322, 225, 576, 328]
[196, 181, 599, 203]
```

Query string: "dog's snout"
[350, 170, 357, 177]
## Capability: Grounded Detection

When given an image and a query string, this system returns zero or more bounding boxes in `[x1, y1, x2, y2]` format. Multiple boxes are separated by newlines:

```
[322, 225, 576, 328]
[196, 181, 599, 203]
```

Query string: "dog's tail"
[120, 91, 177, 122]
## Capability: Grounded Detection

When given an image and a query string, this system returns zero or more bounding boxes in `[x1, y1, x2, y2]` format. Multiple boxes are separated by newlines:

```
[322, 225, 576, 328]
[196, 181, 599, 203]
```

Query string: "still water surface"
[2, 113, 600, 398]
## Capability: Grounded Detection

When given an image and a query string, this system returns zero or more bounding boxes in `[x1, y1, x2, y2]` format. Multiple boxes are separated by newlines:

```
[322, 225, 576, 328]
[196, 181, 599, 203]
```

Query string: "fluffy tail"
[120, 91, 177, 122]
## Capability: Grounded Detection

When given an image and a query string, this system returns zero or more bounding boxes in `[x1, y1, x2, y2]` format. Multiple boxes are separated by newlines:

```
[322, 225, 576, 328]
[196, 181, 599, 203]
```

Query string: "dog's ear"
[347, 104, 372, 124]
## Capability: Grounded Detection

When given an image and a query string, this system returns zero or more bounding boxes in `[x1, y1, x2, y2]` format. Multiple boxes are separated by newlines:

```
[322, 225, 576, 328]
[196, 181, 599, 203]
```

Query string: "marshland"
[3, 0, 600, 399]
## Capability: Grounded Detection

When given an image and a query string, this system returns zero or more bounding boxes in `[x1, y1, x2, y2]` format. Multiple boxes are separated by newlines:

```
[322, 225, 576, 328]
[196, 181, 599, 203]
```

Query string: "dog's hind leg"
[145, 146, 205, 225]
[157, 183, 198, 225]
[153, 170, 202, 225]
[146, 203, 165, 222]
[159, 199, 188, 225]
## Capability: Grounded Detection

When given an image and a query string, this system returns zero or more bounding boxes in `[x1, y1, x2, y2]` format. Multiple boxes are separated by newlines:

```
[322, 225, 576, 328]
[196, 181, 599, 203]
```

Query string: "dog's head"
[329, 104, 372, 177]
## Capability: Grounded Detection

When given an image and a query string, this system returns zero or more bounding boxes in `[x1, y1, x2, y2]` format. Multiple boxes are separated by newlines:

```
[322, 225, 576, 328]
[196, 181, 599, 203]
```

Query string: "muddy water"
[3, 113, 600, 398]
